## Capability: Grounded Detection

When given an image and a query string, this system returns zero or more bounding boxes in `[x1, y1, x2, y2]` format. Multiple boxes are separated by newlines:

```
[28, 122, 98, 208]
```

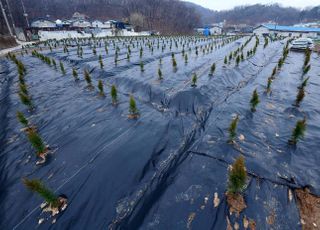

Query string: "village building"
[92, 20, 104, 28]
[72, 12, 88, 20]
[253, 24, 320, 38]
[72, 19, 91, 28]
[209, 26, 223, 35]
[30, 18, 56, 29]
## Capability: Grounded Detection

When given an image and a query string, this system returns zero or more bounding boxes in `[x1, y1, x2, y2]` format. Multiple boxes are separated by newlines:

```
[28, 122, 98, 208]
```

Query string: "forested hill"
[1, 1, 320, 36]
[185, 3, 320, 25]
[0, 0, 200, 35]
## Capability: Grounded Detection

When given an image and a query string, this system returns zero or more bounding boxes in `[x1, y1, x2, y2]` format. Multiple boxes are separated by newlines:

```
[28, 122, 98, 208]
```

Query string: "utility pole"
[5, 0, 15, 30]
[20, 0, 29, 27]
[0, 0, 13, 36]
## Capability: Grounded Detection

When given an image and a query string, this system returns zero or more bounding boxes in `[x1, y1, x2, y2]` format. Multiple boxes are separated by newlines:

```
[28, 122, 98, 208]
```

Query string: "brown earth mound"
[296, 188, 320, 230]
[0, 35, 17, 50]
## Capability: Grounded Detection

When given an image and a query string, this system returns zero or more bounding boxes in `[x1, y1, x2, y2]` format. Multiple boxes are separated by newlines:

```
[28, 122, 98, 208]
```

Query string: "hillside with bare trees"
[0, 0, 200, 35]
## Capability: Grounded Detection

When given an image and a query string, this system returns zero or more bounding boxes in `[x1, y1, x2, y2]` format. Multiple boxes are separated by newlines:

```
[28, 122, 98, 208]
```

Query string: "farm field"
[1, 35, 320, 230]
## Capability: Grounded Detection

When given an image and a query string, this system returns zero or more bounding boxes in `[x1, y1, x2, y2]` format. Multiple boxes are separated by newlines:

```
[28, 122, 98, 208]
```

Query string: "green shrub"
[289, 118, 306, 145]
[250, 89, 260, 112]
[228, 156, 247, 194]
[140, 61, 144, 72]
[23, 178, 59, 208]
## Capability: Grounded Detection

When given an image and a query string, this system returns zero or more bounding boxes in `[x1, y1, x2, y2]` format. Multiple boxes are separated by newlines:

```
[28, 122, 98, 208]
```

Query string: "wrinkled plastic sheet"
[0, 37, 319, 229]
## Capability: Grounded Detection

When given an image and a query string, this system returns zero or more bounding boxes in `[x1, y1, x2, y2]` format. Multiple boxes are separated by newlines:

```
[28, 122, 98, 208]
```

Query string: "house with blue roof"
[253, 24, 320, 38]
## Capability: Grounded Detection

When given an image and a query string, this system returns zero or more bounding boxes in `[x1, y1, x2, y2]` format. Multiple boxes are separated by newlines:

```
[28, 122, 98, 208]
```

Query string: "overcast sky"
[185, 0, 319, 11]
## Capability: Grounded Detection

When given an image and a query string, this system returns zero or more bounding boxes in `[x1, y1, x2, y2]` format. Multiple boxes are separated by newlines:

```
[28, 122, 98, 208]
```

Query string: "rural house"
[253, 24, 320, 38]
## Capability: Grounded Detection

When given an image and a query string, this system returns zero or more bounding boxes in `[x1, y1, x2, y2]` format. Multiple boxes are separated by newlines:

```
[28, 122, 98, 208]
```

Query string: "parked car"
[290, 38, 314, 51]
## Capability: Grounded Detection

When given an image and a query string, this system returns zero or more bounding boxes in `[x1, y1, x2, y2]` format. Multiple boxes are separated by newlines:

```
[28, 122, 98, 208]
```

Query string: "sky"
[184, 0, 319, 11]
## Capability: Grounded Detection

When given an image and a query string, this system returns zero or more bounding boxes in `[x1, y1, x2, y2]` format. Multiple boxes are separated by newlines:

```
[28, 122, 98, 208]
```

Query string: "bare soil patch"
[296, 188, 320, 230]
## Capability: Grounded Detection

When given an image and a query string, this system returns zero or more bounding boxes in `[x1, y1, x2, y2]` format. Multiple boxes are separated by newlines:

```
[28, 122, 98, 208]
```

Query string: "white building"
[253, 24, 320, 38]
[31, 18, 56, 28]
[92, 20, 104, 28]
[209, 26, 222, 35]
[72, 12, 88, 20]
[72, 19, 91, 28]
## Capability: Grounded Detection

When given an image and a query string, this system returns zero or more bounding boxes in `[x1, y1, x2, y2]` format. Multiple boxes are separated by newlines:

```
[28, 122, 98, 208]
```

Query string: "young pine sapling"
[19, 92, 32, 108]
[98, 80, 104, 96]
[60, 61, 66, 75]
[158, 68, 163, 80]
[23, 178, 67, 215]
[19, 83, 29, 95]
[210, 63, 216, 76]
[289, 118, 306, 145]
[16, 111, 29, 127]
[128, 95, 139, 119]
[299, 77, 309, 89]
[23, 178, 59, 208]
[228, 156, 247, 194]
[172, 58, 177, 69]
[99, 55, 104, 69]
[191, 73, 197, 87]
[295, 88, 305, 107]
[250, 89, 260, 112]
[111, 85, 118, 105]
[72, 68, 79, 81]
[228, 115, 239, 143]
[84, 69, 93, 88]
[266, 77, 272, 93]
[303, 64, 311, 75]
